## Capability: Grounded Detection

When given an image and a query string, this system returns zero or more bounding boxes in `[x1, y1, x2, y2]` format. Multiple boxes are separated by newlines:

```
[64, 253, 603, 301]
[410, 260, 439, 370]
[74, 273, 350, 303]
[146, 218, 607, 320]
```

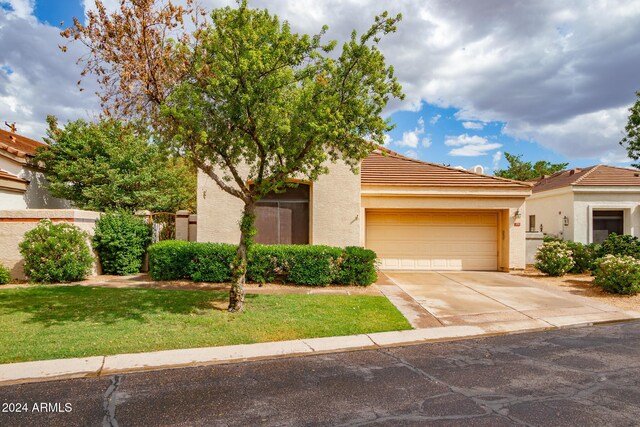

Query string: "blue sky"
[2, 1, 639, 174]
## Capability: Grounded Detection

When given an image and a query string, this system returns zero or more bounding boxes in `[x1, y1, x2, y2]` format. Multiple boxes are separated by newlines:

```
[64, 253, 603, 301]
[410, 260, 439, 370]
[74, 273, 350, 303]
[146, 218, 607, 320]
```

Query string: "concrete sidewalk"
[2, 313, 639, 387]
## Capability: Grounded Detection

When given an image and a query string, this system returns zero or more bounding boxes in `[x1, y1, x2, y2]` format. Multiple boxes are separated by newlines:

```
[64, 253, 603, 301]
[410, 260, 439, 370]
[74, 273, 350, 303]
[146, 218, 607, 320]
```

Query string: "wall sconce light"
[563, 216, 569, 226]
[514, 209, 521, 219]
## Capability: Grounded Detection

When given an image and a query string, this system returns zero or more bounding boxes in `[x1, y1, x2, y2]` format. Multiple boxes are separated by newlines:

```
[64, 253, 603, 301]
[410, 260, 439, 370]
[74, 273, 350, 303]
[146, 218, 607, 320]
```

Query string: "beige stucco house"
[526, 165, 640, 244]
[0, 128, 69, 209]
[198, 148, 532, 271]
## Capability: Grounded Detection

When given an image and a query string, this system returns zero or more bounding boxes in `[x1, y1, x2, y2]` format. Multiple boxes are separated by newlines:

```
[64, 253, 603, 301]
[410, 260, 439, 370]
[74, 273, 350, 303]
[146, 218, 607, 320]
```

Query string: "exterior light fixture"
[514, 209, 521, 219]
[563, 216, 569, 226]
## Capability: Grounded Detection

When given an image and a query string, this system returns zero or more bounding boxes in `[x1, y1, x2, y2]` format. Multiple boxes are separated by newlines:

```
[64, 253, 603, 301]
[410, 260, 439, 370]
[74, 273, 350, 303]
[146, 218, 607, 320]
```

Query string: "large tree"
[494, 152, 568, 181]
[36, 117, 196, 213]
[63, 0, 404, 311]
[620, 90, 640, 168]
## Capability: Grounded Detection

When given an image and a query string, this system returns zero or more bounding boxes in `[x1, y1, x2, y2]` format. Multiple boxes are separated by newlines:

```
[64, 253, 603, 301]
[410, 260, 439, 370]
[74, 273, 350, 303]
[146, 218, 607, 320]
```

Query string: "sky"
[1, 0, 639, 174]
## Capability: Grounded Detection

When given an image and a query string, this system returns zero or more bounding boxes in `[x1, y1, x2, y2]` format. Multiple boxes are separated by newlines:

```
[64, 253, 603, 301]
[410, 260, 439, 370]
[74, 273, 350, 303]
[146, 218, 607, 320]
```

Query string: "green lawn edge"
[0, 286, 411, 363]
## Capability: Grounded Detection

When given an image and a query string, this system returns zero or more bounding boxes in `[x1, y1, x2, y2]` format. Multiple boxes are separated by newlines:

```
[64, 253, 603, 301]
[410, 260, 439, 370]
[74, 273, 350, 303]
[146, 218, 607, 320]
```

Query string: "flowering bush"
[594, 255, 640, 295]
[534, 241, 575, 276]
[19, 220, 94, 283]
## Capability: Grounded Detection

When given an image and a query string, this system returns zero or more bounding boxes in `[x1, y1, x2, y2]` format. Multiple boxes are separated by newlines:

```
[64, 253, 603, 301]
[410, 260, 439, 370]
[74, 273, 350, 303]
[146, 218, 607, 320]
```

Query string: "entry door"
[366, 211, 499, 271]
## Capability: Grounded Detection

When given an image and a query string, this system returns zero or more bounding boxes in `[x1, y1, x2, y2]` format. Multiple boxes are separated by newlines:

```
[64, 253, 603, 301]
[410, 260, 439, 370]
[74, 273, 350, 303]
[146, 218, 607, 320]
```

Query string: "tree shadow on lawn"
[0, 286, 258, 326]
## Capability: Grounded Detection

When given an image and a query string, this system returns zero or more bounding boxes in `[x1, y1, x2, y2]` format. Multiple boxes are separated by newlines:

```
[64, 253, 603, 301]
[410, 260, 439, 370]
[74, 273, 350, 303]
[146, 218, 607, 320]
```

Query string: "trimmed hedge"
[0, 264, 10, 285]
[148, 241, 377, 286]
[93, 211, 152, 275]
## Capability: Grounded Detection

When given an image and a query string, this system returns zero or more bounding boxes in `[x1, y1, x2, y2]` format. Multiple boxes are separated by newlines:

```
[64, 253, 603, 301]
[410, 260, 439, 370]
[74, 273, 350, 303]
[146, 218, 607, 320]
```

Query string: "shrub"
[19, 220, 93, 283]
[565, 241, 600, 274]
[543, 235, 562, 243]
[188, 243, 236, 282]
[336, 246, 378, 286]
[147, 240, 193, 280]
[600, 233, 640, 259]
[534, 241, 575, 276]
[0, 264, 10, 285]
[93, 211, 152, 275]
[594, 255, 640, 295]
[285, 245, 343, 286]
[148, 242, 377, 286]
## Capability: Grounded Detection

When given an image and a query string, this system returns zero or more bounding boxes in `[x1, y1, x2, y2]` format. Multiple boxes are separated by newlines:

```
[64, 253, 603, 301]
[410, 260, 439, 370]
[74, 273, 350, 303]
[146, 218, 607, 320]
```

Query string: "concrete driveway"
[383, 271, 634, 328]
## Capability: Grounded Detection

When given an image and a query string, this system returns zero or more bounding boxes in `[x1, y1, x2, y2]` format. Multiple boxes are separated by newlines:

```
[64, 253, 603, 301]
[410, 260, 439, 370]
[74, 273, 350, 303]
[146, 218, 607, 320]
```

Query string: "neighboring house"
[526, 165, 640, 244]
[198, 148, 532, 271]
[0, 127, 69, 209]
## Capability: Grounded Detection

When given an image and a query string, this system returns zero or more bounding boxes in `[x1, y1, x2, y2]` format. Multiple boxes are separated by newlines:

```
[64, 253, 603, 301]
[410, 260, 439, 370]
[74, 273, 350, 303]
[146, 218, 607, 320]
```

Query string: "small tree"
[62, 0, 404, 311]
[35, 118, 196, 213]
[621, 90, 640, 168]
[495, 152, 568, 181]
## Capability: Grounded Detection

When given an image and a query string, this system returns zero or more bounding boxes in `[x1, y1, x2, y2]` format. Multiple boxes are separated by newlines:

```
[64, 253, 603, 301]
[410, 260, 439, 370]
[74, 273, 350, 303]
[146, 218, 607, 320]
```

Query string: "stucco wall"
[573, 188, 640, 243]
[0, 157, 70, 209]
[0, 190, 27, 209]
[361, 192, 528, 270]
[0, 209, 101, 280]
[197, 159, 361, 247]
[527, 187, 640, 244]
[526, 189, 575, 240]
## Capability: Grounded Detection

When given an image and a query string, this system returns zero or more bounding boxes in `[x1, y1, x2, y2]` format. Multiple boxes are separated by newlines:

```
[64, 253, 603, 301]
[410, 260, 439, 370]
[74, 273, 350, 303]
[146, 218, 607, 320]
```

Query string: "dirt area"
[2, 273, 382, 296]
[512, 268, 639, 312]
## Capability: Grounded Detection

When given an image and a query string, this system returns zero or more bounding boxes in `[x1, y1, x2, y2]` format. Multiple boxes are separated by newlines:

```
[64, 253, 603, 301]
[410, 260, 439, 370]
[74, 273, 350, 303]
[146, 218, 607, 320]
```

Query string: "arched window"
[254, 184, 310, 244]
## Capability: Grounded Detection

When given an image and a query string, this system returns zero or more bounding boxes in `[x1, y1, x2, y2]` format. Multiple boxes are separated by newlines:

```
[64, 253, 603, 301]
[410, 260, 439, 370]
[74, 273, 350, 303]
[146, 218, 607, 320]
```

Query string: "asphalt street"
[2, 320, 640, 426]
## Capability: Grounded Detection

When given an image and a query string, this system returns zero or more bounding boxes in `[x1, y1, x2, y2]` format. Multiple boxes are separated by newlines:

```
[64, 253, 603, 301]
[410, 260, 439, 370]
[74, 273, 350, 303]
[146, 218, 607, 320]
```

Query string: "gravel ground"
[512, 268, 639, 312]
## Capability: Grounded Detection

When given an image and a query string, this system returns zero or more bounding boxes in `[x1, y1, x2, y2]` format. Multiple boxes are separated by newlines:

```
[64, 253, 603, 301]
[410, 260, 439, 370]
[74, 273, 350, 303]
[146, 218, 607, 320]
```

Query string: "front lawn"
[0, 286, 411, 363]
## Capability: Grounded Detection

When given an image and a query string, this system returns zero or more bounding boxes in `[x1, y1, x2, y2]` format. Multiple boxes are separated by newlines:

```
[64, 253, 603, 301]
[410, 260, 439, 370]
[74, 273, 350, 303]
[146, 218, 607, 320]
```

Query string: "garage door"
[366, 211, 498, 271]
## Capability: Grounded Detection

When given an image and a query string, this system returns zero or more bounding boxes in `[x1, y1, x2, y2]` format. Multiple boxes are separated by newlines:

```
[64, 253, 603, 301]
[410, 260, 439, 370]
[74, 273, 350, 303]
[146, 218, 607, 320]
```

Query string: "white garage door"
[366, 211, 499, 271]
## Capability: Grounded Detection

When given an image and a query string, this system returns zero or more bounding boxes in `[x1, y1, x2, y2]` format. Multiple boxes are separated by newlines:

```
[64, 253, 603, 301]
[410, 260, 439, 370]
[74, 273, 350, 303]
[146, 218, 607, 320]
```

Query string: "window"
[592, 210, 623, 244]
[254, 184, 310, 244]
[528, 215, 536, 232]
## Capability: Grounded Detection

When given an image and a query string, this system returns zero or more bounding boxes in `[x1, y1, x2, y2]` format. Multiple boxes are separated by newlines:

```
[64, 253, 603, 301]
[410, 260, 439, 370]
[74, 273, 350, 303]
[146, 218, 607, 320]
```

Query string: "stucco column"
[175, 210, 190, 241]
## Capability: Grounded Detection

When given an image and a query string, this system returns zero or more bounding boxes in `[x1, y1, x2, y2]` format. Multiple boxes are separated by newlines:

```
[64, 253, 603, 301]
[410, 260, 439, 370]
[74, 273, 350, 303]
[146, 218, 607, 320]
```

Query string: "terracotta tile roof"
[0, 169, 28, 183]
[532, 164, 640, 193]
[361, 148, 532, 188]
[0, 128, 47, 158]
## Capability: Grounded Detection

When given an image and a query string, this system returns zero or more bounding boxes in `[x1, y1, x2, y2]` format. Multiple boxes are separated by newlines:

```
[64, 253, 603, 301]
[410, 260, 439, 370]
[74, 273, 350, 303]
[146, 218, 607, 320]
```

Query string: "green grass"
[0, 286, 411, 363]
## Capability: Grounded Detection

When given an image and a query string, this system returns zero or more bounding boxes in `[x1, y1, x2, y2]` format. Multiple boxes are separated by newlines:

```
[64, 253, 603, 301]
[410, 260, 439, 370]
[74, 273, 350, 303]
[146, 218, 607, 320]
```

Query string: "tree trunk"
[228, 201, 256, 312]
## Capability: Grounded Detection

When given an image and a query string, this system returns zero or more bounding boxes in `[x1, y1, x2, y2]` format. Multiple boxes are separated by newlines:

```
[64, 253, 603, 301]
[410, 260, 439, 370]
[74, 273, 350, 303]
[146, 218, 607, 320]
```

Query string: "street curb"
[1, 315, 639, 386]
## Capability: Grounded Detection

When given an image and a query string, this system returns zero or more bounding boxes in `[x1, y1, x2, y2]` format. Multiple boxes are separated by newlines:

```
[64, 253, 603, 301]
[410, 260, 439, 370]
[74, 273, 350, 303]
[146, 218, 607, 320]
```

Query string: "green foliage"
[36, 118, 196, 212]
[600, 233, 640, 259]
[147, 240, 193, 280]
[189, 243, 236, 282]
[594, 255, 640, 295]
[18, 220, 93, 283]
[336, 246, 378, 286]
[148, 242, 377, 286]
[495, 152, 568, 181]
[534, 241, 575, 277]
[620, 90, 640, 168]
[0, 264, 10, 285]
[564, 241, 600, 274]
[285, 246, 343, 286]
[93, 211, 152, 275]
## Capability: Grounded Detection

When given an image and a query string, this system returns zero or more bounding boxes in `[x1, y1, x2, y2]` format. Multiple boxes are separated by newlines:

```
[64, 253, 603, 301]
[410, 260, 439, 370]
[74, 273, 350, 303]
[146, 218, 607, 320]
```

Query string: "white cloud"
[382, 134, 392, 146]
[395, 116, 426, 148]
[492, 150, 502, 171]
[445, 133, 502, 156]
[3, 0, 35, 19]
[444, 134, 489, 146]
[421, 136, 432, 148]
[599, 151, 633, 165]
[404, 149, 418, 159]
[429, 114, 441, 125]
[462, 121, 485, 130]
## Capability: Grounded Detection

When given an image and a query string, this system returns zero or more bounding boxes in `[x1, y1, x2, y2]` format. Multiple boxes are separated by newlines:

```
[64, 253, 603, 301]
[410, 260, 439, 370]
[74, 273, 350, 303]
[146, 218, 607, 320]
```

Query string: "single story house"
[526, 165, 640, 244]
[0, 127, 68, 209]
[198, 148, 532, 271]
